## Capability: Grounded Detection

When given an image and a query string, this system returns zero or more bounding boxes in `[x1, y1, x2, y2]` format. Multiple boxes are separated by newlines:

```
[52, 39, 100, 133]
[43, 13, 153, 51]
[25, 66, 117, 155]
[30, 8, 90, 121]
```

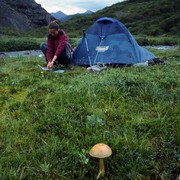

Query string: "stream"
[144, 45, 179, 50]
[0, 50, 43, 57]
[0, 45, 178, 58]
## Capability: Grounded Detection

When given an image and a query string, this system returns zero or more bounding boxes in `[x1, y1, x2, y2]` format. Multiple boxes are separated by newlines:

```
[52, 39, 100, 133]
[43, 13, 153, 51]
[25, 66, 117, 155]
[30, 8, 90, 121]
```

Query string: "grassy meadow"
[0, 47, 179, 179]
[0, 28, 80, 52]
[0, 35, 178, 52]
[0, 27, 179, 52]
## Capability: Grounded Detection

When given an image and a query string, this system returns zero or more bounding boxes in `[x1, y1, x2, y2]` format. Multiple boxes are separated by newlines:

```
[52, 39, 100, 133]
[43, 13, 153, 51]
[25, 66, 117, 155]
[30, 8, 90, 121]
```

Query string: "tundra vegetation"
[0, 47, 179, 179]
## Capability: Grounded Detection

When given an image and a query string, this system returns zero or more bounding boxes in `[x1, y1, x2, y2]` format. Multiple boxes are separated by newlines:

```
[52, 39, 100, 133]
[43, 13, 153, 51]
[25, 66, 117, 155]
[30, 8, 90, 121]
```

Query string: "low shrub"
[0, 37, 79, 51]
[0, 38, 40, 51]
[135, 35, 179, 46]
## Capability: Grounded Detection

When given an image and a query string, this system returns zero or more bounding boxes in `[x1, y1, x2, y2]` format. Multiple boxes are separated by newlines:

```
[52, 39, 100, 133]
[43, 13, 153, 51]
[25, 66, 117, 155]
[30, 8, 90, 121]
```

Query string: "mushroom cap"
[89, 143, 112, 158]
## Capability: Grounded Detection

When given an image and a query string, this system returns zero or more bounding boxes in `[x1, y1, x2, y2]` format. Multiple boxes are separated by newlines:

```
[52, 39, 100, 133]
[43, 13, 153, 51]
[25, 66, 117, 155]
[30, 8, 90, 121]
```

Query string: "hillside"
[0, 0, 54, 30]
[61, 0, 180, 36]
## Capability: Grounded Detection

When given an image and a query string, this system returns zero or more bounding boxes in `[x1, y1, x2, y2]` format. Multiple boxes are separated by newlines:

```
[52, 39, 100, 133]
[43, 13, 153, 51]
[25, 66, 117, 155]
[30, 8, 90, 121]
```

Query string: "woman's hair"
[48, 20, 60, 30]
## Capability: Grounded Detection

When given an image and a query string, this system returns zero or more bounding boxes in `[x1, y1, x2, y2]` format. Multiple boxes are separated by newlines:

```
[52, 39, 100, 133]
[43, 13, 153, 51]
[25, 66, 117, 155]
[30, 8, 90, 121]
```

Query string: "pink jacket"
[46, 29, 68, 62]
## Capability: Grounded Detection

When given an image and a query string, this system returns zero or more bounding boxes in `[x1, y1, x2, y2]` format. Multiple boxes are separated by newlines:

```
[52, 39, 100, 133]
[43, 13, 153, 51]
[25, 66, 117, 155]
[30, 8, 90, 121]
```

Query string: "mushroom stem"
[96, 171, 102, 179]
[97, 158, 105, 179]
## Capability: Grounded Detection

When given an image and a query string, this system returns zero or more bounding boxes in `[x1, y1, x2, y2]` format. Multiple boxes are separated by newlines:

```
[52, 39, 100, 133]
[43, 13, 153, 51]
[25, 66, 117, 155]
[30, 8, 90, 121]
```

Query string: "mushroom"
[89, 143, 112, 179]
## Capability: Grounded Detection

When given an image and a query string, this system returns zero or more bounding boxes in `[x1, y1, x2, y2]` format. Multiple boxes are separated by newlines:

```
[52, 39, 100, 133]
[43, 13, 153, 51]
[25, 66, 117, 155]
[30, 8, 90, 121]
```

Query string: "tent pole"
[83, 30, 92, 67]
[93, 37, 103, 65]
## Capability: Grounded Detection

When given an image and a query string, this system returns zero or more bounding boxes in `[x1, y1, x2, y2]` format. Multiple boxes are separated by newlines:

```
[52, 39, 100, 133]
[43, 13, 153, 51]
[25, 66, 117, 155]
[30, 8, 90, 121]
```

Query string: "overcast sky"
[34, 0, 123, 15]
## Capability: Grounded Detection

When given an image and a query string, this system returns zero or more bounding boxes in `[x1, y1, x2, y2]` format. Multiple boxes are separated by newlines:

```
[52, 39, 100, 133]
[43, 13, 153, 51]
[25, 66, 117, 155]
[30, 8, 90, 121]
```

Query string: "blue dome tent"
[72, 17, 156, 66]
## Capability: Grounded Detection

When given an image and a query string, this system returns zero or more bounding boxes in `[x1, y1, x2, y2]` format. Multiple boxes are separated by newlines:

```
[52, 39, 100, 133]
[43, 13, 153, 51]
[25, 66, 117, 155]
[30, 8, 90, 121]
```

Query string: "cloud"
[35, 0, 123, 14]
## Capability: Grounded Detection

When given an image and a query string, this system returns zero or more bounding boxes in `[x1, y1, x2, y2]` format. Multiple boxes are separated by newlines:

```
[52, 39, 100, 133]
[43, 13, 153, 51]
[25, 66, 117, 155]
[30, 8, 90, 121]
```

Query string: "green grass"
[0, 27, 179, 52]
[0, 37, 45, 51]
[0, 49, 180, 179]
[0, 36, 79, 52]
[134, 35, 179, 46]
[0, 27, 79, 51]
[0, 35, 178, 52]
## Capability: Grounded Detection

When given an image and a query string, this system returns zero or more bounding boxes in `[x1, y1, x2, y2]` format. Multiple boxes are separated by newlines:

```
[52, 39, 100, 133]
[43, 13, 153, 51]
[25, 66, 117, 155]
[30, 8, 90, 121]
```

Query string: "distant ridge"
[84, 10, 94, 14]
[51, 11, 67, 20]
[51, 10, 93, 22]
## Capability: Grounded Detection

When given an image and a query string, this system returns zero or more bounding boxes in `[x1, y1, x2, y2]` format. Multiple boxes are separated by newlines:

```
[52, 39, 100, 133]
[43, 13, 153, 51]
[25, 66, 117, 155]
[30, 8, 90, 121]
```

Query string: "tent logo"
[96, 46, 109, 52]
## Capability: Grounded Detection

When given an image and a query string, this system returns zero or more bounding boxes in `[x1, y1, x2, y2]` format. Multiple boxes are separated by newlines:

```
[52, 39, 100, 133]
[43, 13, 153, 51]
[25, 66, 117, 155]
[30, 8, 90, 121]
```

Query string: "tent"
[72, 17, 156, 66]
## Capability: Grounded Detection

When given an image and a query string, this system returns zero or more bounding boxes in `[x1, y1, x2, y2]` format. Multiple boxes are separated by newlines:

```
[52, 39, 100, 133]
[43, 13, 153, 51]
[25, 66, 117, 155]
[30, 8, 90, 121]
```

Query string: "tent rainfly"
[72, 17, 156, 66]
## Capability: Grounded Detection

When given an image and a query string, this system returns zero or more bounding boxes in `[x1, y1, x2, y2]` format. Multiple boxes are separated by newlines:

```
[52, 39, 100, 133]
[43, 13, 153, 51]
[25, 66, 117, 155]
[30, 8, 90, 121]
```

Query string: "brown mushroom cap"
[89, 143, 112, 158]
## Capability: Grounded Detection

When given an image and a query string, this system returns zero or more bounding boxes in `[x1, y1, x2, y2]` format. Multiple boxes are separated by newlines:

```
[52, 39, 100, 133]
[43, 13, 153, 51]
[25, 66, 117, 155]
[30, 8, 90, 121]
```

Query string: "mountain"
[60, 0, 180, 36]
[51, 10, 93, 22]
[84, 10, 94, 15]
[0, 0, 55, 30]
[51, 11, 67, 20]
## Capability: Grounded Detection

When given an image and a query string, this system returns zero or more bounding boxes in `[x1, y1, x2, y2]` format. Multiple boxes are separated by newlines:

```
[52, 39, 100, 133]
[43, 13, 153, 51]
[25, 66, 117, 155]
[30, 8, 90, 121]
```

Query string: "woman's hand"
[47, 61, 54, 68]
[47, 56, 57, 68]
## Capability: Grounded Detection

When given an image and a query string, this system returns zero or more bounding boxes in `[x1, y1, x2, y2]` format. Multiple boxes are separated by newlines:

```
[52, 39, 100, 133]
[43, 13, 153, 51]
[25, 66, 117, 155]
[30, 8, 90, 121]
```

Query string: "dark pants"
[40, 43, 71, 67]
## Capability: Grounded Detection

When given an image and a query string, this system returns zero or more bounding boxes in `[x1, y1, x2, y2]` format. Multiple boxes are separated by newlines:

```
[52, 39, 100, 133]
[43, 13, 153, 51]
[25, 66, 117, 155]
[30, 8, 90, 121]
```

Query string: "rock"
[0, 52, 7, 57]
[0, 0, 55, 30]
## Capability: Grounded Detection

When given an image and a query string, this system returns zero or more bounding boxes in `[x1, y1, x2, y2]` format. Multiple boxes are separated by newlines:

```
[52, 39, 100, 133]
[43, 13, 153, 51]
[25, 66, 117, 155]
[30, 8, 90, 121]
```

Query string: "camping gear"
[72, 17, 156, 66]
[38, 64, 52, 71]
[133, 61, 149, 67]
[83, 30, 93, 67]
[148, 57, 168, 65]
[54, 70, 64, 73]
[38, 65, 64, 73]
[87, 63, 107, 73]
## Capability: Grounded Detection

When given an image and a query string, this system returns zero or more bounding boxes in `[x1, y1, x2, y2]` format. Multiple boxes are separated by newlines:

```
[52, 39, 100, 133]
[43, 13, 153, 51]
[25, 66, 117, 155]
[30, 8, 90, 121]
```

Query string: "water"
[0, 45, 178, 58]
[144, 45, 179, 50]
[0, 50, 43, 57]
